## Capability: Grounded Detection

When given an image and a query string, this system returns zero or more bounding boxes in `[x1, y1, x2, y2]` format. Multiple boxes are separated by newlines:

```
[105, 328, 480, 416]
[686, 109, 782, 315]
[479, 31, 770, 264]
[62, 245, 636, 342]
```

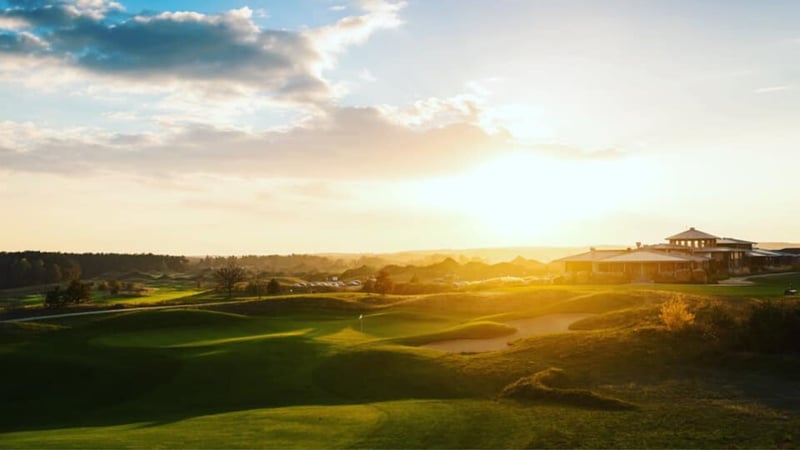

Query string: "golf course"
[1, 275, 799, 448]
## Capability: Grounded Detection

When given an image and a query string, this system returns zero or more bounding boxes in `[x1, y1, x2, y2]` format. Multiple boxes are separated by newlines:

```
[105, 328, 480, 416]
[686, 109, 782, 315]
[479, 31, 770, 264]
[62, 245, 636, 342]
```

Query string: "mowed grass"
[2, 280, 800, 448]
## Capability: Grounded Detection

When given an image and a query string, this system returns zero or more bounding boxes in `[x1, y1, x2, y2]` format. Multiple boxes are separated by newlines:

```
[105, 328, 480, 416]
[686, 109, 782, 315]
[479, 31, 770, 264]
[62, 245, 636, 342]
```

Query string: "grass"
[500, 368, 636, 410]
[1, 279, 800, 448]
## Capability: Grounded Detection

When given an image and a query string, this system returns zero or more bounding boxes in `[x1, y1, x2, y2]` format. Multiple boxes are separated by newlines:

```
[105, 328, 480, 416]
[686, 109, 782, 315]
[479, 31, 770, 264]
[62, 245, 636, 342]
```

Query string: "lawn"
[1, 278, 799, 448]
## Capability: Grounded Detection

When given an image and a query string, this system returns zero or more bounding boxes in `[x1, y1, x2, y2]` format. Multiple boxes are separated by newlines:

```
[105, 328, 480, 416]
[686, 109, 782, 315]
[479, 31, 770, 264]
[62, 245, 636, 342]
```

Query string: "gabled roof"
[666, 227, 719, 241]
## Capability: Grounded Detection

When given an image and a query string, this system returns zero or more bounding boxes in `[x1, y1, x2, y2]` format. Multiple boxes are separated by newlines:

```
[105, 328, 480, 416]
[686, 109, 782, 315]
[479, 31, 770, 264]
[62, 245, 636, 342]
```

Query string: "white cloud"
[378, 94, 484, 130]
[0, 16, 28, 30]
[754, 85, 792, 94]
[358, 68, 377, 82]
[308, 0, 406, 70]
[0, 105, 510, 179]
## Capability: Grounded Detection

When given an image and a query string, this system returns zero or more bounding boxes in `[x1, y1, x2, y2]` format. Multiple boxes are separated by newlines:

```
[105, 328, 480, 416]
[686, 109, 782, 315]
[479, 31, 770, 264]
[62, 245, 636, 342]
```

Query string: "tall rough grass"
[500, 368, 635, 410]
[659, 295, 695, 331]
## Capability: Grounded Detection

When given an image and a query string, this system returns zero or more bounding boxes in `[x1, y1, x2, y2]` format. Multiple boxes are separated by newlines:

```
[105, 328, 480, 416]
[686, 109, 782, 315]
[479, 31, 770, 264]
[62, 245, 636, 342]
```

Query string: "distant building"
[556, 227, 799, 283]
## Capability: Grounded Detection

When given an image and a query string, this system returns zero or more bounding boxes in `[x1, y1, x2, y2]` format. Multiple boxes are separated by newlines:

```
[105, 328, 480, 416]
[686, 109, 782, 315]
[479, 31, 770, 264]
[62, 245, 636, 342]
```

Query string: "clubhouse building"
[556, 227, 798, 283]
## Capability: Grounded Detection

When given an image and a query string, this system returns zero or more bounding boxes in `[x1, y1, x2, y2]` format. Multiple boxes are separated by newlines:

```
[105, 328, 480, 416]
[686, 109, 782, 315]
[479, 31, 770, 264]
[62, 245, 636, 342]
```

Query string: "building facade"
[557, 227, 798, 283]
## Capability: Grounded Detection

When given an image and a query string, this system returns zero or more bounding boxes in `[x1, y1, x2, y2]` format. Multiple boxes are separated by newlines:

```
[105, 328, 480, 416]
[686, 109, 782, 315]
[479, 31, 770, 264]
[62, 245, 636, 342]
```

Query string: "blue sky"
[1, 0, 798, 254]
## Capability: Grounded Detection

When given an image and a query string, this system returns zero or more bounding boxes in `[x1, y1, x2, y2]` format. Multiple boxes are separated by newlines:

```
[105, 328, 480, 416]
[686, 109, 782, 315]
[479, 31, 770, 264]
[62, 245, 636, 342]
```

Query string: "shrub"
[692, 302, 740, 344]
[674, 269, 693, 283]
[660, 296, 695, 331]
[744, 301, 800, 353]
[691, 269, 708, 284]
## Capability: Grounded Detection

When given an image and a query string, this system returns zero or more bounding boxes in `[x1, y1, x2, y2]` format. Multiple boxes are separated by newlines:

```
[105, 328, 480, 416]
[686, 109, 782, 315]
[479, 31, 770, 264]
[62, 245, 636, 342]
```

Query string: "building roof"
[718, 237, 756, 245]
[644, 244, 693, 251]
[665, 227, 719, 241]
[693, 247, 739, 253]
[554, 249, 626, 263]
[747, 249, 785, 258]
[601, 250, 699, 264]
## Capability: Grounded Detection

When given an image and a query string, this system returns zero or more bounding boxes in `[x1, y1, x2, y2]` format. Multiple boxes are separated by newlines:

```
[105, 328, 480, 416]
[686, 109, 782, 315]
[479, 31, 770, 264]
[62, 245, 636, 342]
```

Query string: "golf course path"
[423, 313, 594, 353]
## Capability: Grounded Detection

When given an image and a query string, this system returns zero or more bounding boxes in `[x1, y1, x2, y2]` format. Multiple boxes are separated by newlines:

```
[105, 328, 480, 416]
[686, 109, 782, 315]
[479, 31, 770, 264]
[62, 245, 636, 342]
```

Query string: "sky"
[1, 0, 799, 255]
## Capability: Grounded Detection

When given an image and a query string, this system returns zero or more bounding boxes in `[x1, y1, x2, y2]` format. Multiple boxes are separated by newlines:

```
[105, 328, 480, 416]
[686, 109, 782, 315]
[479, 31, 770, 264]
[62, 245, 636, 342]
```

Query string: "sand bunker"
[422, 313, 594, 353]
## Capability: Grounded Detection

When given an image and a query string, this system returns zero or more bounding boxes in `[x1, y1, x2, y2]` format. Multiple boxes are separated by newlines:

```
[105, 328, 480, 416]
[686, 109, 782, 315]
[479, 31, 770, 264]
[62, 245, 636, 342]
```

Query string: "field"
[0, 274, 210, 311]
[1, 275, 799, 448]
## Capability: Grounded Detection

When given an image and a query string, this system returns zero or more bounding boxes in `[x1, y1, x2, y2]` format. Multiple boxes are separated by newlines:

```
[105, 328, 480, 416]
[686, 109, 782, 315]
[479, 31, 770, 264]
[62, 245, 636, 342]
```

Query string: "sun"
[415, 152, 651, 244]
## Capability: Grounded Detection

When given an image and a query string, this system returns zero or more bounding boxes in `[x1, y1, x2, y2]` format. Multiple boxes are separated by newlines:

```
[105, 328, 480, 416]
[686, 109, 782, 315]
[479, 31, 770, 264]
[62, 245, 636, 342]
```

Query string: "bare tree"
[214, 262, 247, 298]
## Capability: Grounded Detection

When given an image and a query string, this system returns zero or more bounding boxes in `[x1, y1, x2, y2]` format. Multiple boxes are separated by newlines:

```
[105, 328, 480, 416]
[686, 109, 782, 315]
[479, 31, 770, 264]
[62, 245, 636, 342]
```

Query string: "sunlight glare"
[415, 152, 650, 243]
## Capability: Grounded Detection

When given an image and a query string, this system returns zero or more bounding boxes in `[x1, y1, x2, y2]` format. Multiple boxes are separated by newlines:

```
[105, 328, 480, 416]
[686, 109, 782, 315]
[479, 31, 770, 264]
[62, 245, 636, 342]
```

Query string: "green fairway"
[1, 279, 799, 448]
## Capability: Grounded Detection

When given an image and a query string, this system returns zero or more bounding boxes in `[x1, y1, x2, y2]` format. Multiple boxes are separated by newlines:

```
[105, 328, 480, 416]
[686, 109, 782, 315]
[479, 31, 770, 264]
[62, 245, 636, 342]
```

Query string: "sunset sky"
[1, 0, 798, 255]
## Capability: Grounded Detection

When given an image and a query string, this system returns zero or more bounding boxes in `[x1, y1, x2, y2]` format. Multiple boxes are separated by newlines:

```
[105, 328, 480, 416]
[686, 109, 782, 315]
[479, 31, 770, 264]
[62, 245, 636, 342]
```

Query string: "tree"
[214, 263, 247, 298]
[61, 259, 81, 281]
[64, 279, 92, 304]
[108, 279, 122, 295]
[374, 270, 394, 295]
[31, 259, 46, 284]
[44, 286, 66, 308]
[44, 279, 92, 308]
[267, 278, 281, 295]
[45, 262, 62, 283]
[248, 273, 267, 299]
[10, 258, 32, 287]
[361, 278, 375, 293]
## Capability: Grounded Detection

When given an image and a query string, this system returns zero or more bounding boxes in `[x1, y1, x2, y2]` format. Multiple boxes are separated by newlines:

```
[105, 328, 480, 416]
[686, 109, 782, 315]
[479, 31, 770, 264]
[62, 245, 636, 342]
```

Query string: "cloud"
[309, 0, 405, 69]
[754, 85, 792, 94]
[0, 29, 46, 52]
[0, 106, 511, 179]
[358, 68, 377, 82]
[0, 0, 406, 105]
[0, 15, 29, 29]
[378, 94, 483, 130]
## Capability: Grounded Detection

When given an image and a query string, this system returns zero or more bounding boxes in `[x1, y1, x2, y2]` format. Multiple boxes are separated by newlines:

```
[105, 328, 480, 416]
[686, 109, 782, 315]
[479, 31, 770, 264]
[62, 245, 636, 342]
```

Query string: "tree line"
[0, 252, 188, 289]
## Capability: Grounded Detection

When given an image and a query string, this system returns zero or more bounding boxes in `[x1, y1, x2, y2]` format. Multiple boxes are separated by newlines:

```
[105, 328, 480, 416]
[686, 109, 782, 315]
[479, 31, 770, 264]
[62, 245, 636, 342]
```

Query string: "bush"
[589, 272, 630, 285]
[691, 269, 708, 284]
[660, 296, 695, 331]
[744, 301, 800, 353]
[692, 302, 740, 344]
[44, 279, 92, 308]
[674, 269, 693, 283]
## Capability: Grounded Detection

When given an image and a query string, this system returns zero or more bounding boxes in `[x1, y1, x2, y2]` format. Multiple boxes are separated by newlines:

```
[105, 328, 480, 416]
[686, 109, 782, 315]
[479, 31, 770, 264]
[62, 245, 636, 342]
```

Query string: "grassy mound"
[314, 345, 477, 400]
[212, 295, 365, 316]
[396, 321, 516, 346]
[0, 321, 64, 344]
[500, 368, 635, 410]
[568, 307, 660, 331]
